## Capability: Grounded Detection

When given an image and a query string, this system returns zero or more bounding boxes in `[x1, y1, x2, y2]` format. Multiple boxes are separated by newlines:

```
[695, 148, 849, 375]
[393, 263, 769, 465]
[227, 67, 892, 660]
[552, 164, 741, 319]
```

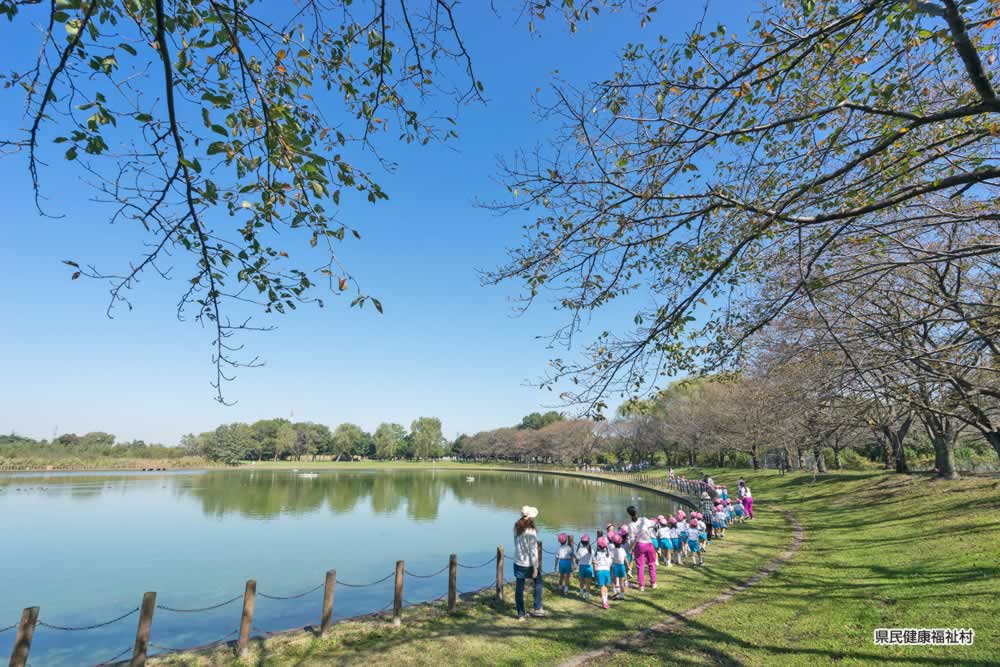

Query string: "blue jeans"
[513, 564, 542, 617]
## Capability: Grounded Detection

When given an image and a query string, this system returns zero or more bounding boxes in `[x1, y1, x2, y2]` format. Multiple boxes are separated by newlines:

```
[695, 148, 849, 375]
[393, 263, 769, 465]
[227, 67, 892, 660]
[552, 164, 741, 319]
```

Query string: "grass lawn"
[147, 467, 1000, 666]
[604, 468, 1000, 667]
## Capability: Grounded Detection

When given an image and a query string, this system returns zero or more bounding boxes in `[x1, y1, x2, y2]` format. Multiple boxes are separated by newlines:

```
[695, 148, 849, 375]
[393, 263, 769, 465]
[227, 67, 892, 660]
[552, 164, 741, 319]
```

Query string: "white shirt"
[613, 545, 628, 564]
[677, 522, 688, 537]
[633, 517, 655, 544]
[696, 520, 706, 533]
[668, 526, 679, 539]
[513, 528, 538, 568]
[593, 550, 613, 571]
[576, 545, 593, 567]
[556, 544, 573, 560]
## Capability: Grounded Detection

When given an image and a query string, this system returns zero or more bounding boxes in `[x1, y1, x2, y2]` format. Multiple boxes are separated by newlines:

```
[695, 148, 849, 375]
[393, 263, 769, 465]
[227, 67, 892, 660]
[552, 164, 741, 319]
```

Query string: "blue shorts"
[700, 532, 708, 541]
[660, 538, 672, 550]
[578, 565, 594, 579]
[612, 563, 627, 578]
[596, 570, 612, 586]
[672, 538, 682, 550]
[711, 520, 721, 529]
[558, 559, 572, 575]
[626, 552, 633, 563]
[651, 538, 661, 549]
[688, 540, 700, 553]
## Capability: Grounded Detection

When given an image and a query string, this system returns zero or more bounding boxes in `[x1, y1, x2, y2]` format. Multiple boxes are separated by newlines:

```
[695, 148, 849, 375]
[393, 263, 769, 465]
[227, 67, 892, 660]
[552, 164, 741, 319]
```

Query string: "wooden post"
[8, 607, 39, 667]
[536, 540, 543, 575]
[320, 569, 336, 636]
[130, 592, 156, 667]
[495, 546, 504, 600]
[237, 580, 256, 657]
[392, 561, 404, 626]
[447, 554, 458, 612]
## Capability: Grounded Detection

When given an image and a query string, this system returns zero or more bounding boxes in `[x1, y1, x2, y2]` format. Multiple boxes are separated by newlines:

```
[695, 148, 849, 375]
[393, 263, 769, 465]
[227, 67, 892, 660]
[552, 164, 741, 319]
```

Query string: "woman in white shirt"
[512, 506, 543, 620]
[626, 505, 657, 591]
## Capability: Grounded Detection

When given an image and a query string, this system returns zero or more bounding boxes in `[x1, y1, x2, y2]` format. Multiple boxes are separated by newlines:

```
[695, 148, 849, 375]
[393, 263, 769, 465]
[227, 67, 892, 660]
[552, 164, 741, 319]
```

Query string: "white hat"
[521, 505, 539, 519]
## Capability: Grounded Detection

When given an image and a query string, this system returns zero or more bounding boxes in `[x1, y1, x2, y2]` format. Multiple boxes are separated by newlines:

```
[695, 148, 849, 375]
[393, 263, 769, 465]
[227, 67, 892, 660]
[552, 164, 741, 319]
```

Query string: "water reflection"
[1, 469, 681, 528]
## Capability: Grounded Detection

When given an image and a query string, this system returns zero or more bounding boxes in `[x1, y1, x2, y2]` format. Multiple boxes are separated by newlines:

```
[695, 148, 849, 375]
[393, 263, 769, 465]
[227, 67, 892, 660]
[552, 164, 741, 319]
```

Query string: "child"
[655, 515, 672, 567]
[668, 517, 682, 565]
[611, 534, 628, 599]
[619, 524, 633, 586]
[576, 534, 594, 599]
[677, 511, 689, 559]
[733, 497, 745, 523]
[696, 512, 708, 551]
[687, 518, 704, 566]
[714, 505, 727, 539]
[594, 536, 614, 609]
[555, 532, 575, 595]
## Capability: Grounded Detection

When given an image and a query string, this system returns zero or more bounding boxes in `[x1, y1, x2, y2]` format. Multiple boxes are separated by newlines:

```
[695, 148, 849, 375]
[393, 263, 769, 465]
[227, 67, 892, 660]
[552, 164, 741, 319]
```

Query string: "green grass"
[148, 468, 1000, 666]
[603, 469, 1000, 667]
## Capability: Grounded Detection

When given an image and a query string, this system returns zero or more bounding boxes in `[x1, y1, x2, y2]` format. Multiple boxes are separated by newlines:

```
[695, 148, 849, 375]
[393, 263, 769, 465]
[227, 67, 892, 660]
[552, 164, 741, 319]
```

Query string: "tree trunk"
[987, 431, 1000, 463]
[688, 448, 695, 466]
[796, 447, 805, 470]
[750, 443, 760, 470]
[717, 448, 725, 467]
[813, 446, 827, 473]
[832, 446, 841, 470]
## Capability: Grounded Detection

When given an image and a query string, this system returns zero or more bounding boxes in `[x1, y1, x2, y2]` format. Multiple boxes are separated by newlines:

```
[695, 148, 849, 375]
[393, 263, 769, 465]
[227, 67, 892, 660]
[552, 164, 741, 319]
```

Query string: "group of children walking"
[553, 490, 745, 610]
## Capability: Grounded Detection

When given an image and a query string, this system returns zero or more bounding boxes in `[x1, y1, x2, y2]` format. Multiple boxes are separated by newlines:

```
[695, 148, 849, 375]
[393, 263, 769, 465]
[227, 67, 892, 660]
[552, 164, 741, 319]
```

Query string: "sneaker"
[602, 601, 609, 609]
[639, 587, 645, 593]
[529, 608, 546, 617]
[651, 583, 657, 590]
[516, 615, 526, 622]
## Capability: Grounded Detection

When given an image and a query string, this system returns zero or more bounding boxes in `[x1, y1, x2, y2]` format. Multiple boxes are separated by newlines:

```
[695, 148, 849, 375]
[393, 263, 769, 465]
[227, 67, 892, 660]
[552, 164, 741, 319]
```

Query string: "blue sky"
[0, 1, 726, 444]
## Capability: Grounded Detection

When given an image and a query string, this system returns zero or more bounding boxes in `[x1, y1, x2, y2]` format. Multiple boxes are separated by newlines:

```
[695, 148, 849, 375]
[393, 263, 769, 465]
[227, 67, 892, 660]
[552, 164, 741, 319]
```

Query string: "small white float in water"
[298, 473, 319, 479]
[465, 476, 476, 482]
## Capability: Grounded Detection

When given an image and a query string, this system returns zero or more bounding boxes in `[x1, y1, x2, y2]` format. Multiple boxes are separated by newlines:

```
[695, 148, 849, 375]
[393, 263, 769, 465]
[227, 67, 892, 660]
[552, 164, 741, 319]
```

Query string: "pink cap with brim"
[558, 532, 568, 544]
[597, 536, 608, 549]
[580, 534, 590, 543]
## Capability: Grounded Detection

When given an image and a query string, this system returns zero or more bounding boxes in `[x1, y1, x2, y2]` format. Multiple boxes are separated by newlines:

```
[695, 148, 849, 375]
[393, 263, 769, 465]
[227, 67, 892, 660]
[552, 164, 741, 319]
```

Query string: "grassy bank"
[603, 468, 999, 666]
[0, 456, 216, 472]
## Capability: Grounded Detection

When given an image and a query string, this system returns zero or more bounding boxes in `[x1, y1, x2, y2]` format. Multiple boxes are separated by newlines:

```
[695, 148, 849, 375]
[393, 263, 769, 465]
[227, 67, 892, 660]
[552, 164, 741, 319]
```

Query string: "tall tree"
[374, 422, 406, 460]
[489, 0, 1000, 414]
[409, 417, 444, 459]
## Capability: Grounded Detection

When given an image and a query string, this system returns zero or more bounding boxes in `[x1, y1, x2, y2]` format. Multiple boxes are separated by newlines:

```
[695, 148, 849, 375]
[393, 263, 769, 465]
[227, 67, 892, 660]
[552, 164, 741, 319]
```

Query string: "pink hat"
[689, 518, 698, 527]
[668, 517, 677, 525]
[677, 510, 686, 519]
[580, 534, 590, 543]
[619, 526, 629, 537]
[724, 499, 732, 505]
[557, 532, 568, 544]
[597, 536, 608, 549]
[610, 533, 622, 545]
[657, 514, 667, 525]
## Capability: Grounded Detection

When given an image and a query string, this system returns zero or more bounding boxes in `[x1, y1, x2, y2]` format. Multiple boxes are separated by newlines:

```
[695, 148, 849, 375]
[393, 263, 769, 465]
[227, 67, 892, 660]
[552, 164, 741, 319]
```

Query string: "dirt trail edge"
[559, 509, 805, 667]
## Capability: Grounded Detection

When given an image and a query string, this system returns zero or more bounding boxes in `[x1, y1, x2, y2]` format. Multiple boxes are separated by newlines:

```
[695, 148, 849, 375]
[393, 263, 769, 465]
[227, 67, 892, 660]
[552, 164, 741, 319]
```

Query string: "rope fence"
[94, 646, 132, 667]
[156, 594, 243, 613]
[5, 471, 703, 667]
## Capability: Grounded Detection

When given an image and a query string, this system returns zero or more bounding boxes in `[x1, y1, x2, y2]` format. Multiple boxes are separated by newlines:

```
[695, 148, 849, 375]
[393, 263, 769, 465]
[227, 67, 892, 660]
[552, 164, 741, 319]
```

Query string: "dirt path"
[559, 509, 805, 667]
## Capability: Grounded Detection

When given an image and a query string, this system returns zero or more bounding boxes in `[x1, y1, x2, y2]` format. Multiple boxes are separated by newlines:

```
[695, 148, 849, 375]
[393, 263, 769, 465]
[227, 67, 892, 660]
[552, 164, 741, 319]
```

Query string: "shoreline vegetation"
[86, 466, 996, 667]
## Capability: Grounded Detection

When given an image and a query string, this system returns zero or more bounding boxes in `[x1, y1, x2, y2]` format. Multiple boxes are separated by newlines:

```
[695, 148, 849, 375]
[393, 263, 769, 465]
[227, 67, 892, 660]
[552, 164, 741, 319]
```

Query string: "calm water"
[0, 468, 680, 666]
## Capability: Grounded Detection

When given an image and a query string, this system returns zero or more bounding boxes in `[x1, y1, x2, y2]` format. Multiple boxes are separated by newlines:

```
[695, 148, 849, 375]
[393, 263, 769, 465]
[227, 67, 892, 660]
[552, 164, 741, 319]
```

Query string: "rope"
[335, 571, 395, 588]
[94, 645, 132, 666]
[459, 556, 496, 569]
[0, 623, 17, 633]
[404, 565, 449, 579]
[37, 607, 139, 631]
[257, 582, 325, 601]
[156, 594, 243, 613]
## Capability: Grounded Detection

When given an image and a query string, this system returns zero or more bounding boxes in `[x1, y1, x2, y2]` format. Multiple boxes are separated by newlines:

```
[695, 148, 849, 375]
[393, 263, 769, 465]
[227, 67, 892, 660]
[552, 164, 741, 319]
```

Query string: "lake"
[0, 468, 681, 666]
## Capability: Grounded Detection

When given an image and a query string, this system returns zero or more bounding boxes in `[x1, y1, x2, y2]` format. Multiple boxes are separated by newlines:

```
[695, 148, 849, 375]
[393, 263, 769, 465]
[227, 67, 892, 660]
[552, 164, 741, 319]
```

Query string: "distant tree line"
[0, 431, 190, 461]
[183, 417, 447, 465]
